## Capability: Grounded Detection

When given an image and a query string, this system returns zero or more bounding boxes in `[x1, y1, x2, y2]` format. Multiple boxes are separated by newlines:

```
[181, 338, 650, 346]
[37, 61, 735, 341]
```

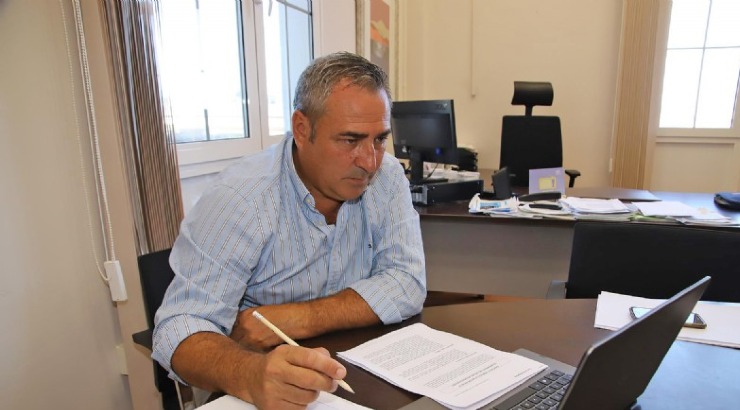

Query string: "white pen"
[252, 310, 355, 394]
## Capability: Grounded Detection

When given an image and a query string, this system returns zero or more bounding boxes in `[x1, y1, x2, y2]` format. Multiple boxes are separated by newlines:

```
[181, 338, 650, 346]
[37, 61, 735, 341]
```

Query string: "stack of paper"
[338, 323, 547, 410]
[560, 197, 631, 214]
[676, 207, 738, 226]
[559, 197, 635, 221]
[468, 194, 518, 215]
[632, 200, 697, 217]
[594, 291, 740, 348]
[632, 201, 738, 226]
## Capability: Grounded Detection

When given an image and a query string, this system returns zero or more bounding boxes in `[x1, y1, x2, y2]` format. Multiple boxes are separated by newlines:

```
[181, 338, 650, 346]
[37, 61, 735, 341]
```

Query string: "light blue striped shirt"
[152, 135, 426, 380]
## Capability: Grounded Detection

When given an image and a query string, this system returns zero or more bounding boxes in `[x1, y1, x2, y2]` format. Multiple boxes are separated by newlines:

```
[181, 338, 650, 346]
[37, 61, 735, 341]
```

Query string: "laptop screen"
[561, 276, 710, 409]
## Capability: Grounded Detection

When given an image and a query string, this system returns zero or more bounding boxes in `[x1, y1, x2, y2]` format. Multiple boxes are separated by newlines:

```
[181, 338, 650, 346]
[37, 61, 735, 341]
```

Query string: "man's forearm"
[299, 288, 381, 337]
[172, 332, 259, 399]
[231, 288, 380, 349]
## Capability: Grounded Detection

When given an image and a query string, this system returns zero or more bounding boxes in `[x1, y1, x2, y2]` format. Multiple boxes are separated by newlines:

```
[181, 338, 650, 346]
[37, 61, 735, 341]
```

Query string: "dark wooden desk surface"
[415, 186, 740, 226]
[302, 299, 740, 410]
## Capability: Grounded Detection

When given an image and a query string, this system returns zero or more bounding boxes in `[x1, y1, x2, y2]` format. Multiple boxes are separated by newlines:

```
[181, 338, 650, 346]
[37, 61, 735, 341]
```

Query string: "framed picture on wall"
[356, 0, 396, 91]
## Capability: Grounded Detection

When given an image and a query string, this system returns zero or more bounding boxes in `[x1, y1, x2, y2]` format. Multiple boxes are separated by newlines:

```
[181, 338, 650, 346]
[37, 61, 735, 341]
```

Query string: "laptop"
[399, 276, 711, 410]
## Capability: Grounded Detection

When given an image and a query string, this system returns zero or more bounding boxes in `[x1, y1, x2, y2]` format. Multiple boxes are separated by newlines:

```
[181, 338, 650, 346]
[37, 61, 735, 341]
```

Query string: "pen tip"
[338, 380, 354, 394]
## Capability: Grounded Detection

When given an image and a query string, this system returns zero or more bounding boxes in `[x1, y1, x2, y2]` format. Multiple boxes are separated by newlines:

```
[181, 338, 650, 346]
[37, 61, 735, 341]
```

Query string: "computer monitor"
[391, 99, 458, 185]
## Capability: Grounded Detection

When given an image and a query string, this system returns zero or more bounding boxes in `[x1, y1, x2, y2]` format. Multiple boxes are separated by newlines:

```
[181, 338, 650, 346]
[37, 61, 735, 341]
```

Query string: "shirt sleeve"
[350, 159, 427, 324]
[151, 185, 262, 383]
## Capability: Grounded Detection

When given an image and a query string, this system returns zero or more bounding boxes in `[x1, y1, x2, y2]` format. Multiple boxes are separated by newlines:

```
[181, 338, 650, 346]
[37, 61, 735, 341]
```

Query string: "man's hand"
[171, 333, 347, 410]
[230, 306, 285, 351]
[244, 345, 346, 409]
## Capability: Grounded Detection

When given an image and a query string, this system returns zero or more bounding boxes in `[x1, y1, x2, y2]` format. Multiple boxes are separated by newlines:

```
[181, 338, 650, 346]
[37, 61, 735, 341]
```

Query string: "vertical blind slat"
[612, 0, 663, 188]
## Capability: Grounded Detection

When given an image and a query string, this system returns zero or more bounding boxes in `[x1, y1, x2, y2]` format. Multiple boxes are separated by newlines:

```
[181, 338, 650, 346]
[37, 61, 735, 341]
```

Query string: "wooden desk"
[303, 299, 740, 410]
[416, 188, 739, 297]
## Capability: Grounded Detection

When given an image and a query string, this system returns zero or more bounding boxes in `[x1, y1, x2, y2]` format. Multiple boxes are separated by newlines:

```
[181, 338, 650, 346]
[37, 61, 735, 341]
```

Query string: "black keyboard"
[496, 370, 573, 410]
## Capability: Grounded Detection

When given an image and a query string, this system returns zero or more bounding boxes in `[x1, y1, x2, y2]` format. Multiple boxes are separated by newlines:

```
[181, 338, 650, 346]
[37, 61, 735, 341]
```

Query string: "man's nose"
[354, 141, 379, 172]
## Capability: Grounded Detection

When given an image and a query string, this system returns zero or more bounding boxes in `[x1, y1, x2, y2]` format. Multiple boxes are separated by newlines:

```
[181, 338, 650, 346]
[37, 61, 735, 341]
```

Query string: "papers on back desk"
[337, 323, 546, 410]
[560, 197, 632, 214]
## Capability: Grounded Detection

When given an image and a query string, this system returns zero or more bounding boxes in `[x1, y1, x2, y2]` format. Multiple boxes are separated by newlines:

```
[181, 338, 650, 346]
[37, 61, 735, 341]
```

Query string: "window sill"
[179, 158, 240, 179]
[656, 128, 740, 139]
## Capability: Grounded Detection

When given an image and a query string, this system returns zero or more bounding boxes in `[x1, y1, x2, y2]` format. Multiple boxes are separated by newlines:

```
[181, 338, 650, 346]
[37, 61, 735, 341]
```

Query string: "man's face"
[292, 82, 391, 207]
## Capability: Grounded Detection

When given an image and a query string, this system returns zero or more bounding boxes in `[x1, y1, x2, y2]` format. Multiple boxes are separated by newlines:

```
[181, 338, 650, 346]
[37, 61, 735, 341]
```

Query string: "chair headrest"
[511, 82, 554, 115]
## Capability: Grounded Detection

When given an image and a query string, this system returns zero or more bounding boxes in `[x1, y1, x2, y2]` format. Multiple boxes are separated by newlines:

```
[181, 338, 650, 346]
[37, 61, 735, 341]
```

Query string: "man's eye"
[375, 136, 388, 145]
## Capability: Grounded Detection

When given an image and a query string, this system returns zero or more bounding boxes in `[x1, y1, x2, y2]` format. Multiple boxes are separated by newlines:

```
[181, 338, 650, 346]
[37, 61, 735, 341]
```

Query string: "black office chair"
[500, 81, 580, 187]
[547, 222, 740, 302]
[133, 248, 187, 410]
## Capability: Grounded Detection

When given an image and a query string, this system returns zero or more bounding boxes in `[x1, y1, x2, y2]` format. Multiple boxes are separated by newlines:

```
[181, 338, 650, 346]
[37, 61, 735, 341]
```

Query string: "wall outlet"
[105, 260, 127, 302]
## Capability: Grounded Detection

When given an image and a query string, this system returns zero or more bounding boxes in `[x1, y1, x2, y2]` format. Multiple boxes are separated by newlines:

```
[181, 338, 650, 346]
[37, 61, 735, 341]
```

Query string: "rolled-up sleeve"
[350, 162, 427, 324]
[152, 186, 260, 383]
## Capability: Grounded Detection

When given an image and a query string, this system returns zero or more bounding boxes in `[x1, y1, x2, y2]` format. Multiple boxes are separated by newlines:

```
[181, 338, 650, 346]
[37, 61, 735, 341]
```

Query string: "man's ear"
[292, 110, 310, 148]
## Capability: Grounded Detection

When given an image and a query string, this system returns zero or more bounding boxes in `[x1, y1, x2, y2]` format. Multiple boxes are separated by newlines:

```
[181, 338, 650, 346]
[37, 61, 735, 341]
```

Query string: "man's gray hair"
[293, 52, 392, 136]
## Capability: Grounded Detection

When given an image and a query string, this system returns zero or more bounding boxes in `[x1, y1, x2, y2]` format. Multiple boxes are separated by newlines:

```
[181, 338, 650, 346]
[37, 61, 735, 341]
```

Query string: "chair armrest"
[546, 280, 567, 299]
[132, 329, 153, 351]
[565, 169, 581, 188]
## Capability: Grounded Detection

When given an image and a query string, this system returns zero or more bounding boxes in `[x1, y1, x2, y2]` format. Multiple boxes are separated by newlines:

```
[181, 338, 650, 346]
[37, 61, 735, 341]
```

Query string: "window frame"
[656, 0, 740, 139]
[176, 0, 313, 177]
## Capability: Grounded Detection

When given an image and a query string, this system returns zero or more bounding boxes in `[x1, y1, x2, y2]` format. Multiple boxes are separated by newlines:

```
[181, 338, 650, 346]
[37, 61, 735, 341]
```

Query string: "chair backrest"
[137, 248, 175, 329]
[136, 248, 177, 399]
[566, 222, 740, 302]
[499, 81, 564, 187]
[500, 116, 563, 186]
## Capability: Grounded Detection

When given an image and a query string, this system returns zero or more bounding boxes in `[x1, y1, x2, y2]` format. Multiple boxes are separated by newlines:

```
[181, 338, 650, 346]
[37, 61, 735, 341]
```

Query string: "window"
[157, 0, 314, 171]
[159, 1, 249, 143]
[263, 0, 313, 137]
[659, 0, 740, 130]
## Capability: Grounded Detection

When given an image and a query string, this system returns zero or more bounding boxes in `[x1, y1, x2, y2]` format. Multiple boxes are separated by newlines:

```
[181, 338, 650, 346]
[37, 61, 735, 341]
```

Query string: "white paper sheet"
[594, 291, 740, 348]
[337, 323, 547, 410]
[560, 197, 631, 214]
[633, 200, 697, 217]
[198, 392, 371, 410]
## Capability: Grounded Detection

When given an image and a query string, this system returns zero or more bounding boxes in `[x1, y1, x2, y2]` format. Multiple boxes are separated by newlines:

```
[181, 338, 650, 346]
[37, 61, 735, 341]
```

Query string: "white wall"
[313, 0, 357, 56]
[397, 0, 623, 187]
[0, 0, 137, 408]
[650, 138, 740, 192]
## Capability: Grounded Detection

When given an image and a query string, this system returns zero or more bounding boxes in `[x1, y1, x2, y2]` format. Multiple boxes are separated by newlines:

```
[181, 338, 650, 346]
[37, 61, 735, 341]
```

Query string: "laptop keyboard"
[498, 370, 573, 410]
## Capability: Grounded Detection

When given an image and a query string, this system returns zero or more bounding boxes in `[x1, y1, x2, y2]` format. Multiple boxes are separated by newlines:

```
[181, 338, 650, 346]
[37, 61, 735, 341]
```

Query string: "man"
[153, 52, 426, 409]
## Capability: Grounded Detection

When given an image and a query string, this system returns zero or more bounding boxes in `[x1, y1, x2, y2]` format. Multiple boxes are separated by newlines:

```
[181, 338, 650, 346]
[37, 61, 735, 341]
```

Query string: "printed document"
[338, 323, 547, 410]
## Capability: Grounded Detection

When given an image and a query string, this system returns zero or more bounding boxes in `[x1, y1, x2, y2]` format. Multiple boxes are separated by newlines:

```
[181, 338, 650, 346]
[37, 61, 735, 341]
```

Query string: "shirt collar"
[283, 135, 315, 207]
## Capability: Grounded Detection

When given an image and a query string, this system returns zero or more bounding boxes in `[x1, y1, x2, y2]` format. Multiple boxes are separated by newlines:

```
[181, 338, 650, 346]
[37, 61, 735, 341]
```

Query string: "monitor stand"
[408, 151, 448, 184]
[408, 151, 425, 185]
